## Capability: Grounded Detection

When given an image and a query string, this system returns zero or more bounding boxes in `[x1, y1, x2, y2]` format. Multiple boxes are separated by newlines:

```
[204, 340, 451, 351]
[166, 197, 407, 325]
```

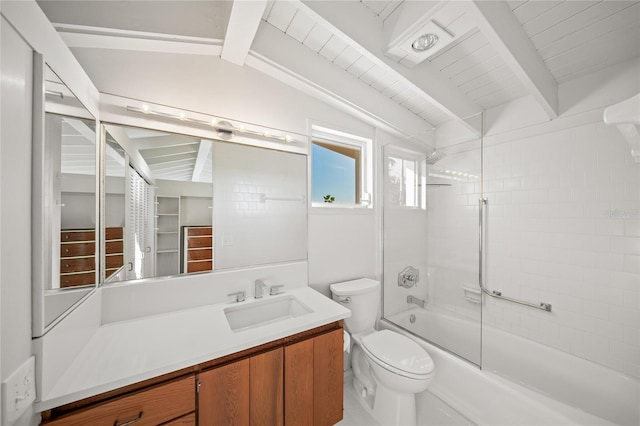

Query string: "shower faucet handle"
[398, 266, 419, 288]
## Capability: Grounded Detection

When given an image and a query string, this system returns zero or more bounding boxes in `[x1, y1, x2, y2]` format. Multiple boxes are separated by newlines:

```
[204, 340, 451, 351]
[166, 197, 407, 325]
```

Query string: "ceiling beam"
[55, 24, 223, 56]
[299, 0, 483, 135]
[221, 0, 269, 66]
[469, 0, 558, 120]
[248, 22, 433, 143]
[52, 23, 433, 143]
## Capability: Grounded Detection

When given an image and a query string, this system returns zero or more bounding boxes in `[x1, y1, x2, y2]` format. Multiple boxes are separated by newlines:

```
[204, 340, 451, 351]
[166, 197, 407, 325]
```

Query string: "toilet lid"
[361, 330, 434, 378]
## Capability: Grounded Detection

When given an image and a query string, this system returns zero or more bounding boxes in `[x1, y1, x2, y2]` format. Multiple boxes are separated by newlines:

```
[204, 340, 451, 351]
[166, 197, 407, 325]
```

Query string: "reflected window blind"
[126, 166, 150, 280]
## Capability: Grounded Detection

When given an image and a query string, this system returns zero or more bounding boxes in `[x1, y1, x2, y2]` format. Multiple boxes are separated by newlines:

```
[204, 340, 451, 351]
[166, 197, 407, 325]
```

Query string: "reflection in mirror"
[212, 142, 307, 270]
[42, 65, 97, 328]
[101, 122, 308, 284]
[102, 124, 213, 283]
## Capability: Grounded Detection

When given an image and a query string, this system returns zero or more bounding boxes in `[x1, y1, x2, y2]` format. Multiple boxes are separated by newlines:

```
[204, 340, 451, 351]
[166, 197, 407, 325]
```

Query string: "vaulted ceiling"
[38, 0, 640, 143]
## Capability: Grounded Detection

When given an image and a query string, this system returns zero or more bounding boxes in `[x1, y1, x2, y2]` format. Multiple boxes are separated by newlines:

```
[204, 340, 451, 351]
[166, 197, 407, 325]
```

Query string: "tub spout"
[407, 295, 426, 308]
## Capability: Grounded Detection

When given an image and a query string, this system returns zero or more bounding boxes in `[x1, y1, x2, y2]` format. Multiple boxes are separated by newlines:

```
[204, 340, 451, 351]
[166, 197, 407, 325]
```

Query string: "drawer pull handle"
[114, 411, 143, 426]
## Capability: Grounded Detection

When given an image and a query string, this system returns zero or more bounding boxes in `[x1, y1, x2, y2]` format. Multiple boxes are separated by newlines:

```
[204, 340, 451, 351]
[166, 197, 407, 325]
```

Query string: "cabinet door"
[284, 339, 314, 426]
[250, 348, 283, 426]
[199, 359, 250, 426]
[314, 329, 344, 426]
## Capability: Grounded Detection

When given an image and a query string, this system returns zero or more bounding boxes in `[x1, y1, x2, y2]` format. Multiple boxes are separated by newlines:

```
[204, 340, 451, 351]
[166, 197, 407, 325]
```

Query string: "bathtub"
[382, 308, 639, 426]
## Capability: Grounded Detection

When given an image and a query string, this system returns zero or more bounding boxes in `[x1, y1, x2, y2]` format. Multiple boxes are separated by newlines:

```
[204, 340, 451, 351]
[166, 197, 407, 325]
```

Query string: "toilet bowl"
[330, 279, 435, 426]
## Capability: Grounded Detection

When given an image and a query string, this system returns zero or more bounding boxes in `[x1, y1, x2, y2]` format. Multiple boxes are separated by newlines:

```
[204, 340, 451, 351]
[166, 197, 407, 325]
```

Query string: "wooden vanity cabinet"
[198, 348, 283, 426]
[41, 322, 342, 426]
[44, 375, 195, 426]
[198, 327, 343, 426]
[284, 328, 344, 426]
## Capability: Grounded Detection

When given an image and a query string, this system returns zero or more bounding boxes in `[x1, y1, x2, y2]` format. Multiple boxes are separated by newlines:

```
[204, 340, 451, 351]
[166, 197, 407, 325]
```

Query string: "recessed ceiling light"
[411, 33, 438, 52]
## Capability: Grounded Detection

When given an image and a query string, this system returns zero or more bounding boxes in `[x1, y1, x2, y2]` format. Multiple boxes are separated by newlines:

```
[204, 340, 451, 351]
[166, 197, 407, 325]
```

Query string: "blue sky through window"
[312, 143, 356, 204]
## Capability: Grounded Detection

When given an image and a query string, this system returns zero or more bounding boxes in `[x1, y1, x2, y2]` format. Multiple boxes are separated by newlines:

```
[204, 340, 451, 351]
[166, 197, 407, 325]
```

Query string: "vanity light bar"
[126, 105, 299, 144]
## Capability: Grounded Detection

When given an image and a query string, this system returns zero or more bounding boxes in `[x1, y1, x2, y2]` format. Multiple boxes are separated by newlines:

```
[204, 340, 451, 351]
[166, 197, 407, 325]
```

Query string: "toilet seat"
[361, 330, 434, 380]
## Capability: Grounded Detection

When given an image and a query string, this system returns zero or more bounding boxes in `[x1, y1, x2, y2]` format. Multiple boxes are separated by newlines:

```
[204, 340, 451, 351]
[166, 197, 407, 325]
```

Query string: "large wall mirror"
[33, 58, 98, 336]
[100, 123, 307, 284]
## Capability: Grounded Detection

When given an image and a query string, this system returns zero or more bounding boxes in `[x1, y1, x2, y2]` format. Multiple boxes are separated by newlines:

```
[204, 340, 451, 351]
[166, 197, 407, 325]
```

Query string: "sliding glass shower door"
[382, 139, 483, 366]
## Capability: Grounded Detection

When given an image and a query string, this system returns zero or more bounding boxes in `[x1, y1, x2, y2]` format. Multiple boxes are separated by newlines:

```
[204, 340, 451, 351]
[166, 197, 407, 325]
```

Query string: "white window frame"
[310, 124, 373, 210]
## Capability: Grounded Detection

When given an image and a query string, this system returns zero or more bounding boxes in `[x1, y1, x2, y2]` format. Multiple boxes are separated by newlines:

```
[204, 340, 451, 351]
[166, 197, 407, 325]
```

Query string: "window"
[310, 125, 372, 207]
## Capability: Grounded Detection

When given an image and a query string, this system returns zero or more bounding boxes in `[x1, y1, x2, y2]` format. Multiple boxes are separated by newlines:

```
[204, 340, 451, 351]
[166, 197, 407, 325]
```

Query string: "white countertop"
[37, 287, 350, 411]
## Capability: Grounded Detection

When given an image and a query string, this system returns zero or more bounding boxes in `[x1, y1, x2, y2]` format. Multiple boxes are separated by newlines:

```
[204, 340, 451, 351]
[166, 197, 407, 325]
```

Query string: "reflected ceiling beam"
[129, 135, 199, 150]
[144, 153, 196, 166]
[249, 22, 433, 143]
[63, 117, 95, 145]
[139, 145, 198, 159]
[192, 140, 212, 182]
[469, 1, 558, 120]
[104, 123, 155, 183]
[299, 0, 483, 135]
[221, 0, 269, 66]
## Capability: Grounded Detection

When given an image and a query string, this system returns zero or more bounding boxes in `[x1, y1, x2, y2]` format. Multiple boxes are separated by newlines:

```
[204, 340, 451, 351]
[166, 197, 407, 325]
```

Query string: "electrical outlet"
[2, 356, 36, 425]
[222, 235, 234, 246]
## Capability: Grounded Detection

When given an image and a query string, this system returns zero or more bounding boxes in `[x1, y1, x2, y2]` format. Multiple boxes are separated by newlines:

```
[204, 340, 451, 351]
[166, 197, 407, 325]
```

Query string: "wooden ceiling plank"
[248, 22, 436, 140]
[300, 0, 483, 134]
[302, 22, 333, 52]
[538, 3, 640, 60]
[333, 46, 363, 70]
[285, 8, 317, 43]
[513, 1, 562, 25]
[530, 1, 631, 51]
[265, 0, 298, 32]
[522, 1, 597, 38]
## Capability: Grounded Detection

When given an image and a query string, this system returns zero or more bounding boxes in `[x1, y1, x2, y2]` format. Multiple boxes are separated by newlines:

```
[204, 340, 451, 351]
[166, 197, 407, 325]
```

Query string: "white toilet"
[331, 278, 434, 426]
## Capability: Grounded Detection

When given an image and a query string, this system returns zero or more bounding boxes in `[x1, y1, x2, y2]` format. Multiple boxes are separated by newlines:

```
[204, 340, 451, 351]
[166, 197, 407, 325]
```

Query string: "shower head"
[426, 150, 445, 165]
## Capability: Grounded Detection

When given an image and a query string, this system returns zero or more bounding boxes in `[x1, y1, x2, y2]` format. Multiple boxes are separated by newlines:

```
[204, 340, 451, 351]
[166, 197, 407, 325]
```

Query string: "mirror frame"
[32, 53, 101, 337]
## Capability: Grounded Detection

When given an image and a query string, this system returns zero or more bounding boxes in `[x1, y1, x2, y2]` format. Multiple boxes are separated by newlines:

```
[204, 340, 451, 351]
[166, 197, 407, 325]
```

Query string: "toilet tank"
[330, 279, 380, 334]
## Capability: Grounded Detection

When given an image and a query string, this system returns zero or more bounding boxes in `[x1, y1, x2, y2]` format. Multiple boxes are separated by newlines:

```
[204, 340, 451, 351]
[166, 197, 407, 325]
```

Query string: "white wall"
[70, 48, 381, 142]
[0, 15, 37, 425]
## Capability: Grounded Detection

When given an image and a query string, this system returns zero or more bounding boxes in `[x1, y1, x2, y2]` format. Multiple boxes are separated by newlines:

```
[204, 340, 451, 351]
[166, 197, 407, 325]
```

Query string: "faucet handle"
[228, 291, 246, 303]
[269, 285, 284, 295]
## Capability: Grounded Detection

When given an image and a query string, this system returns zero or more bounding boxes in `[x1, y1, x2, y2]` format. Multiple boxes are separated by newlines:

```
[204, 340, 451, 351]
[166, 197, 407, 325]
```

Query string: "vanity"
[24, 15, 349, 426]
[38, 287, 348, 426]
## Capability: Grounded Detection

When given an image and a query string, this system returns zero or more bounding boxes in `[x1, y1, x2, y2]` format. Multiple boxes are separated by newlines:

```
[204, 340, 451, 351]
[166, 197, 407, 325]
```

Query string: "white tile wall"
[426, 149, 482, 325]
[482, 121, 640, 377]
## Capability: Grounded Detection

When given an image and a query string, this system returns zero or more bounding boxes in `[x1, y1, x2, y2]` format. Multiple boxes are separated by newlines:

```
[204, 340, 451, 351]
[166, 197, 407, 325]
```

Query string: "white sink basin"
[224, 295, 313, 332]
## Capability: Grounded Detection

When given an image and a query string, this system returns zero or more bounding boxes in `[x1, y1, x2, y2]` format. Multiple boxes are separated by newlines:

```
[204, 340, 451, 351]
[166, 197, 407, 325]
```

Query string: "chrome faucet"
[254, 279, 267, 298]
[269, 285, 284, 295]
[407, 295, 426, 308]
[228, 291, 245, 303]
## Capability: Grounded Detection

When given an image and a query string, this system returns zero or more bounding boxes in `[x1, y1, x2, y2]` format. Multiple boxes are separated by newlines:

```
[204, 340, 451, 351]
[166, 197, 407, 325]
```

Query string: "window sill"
[310, 202, 374, 215]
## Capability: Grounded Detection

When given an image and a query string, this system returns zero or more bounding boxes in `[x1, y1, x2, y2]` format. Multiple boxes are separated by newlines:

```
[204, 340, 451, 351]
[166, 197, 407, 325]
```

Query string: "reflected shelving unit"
[155, 195, 180, 277]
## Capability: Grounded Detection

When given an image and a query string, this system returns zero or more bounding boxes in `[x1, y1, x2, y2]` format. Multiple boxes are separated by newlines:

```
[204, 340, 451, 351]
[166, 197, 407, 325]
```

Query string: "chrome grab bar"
[478, 197, 552, 312]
